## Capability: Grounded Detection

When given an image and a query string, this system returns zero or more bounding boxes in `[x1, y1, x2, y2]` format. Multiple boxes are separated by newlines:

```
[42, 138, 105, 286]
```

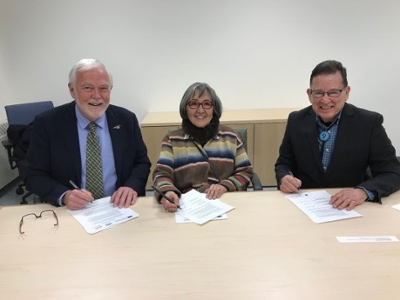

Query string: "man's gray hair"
[68, 58, 113, 86]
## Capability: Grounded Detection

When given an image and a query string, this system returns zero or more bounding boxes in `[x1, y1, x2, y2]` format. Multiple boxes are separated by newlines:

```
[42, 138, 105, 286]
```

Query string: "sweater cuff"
[220, 180, 235, 192]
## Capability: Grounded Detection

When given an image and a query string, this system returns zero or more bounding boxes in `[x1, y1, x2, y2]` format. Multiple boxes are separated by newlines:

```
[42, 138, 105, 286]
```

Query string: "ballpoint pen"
[69, 180, 93, 203]
[151, 185, 181, 209]
[288, 171, 302, 194]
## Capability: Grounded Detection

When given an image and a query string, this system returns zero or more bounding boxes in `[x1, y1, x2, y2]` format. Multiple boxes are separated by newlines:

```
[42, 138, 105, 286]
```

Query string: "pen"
[288, 171, 302, 194]
[151, 185, 181, 209]
[69, 180, 93, 203]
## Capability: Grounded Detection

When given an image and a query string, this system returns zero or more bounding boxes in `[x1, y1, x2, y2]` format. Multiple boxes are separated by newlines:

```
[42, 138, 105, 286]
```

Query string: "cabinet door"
[141, 126, 180, 189]
[254, 122, 287, 186]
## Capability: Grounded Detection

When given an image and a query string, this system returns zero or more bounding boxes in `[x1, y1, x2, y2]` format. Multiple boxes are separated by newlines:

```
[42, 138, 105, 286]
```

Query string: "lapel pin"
[113, 125, 122, 130]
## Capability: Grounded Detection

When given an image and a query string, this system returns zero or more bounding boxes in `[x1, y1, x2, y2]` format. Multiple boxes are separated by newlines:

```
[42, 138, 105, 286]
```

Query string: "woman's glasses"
[187, 100, 213, 110]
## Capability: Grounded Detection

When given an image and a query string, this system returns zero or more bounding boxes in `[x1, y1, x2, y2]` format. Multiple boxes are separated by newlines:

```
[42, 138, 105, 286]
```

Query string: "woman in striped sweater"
[152, 82, 254, 212]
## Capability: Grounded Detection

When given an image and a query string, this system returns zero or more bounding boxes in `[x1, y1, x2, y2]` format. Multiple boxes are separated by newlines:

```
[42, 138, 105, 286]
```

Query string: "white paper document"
[176, 190, 234, 225]
[285, 190, 362, 223]
[336, 236, 399, 243]
[175, 199, 229, 223]
[68, 196, 139, 234]
[392, 203, 400, 211]
[175, 213, 227, 224]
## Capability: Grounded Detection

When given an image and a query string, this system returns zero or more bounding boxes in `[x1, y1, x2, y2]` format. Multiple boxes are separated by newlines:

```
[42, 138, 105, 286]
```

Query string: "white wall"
[0, 0, 16, 121]
[1, 0, 399, 149]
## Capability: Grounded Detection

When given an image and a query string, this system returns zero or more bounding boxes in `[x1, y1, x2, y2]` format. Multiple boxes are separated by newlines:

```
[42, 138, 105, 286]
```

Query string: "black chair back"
[3, 101, 54, 203]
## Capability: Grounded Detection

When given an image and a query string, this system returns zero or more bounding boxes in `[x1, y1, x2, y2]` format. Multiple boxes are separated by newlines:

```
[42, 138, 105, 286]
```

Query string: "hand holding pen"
[152, 185, 181, 212]
[279, 171, 302, 194]
[64, 180, 95, 210]
[288, 171, 302, 194]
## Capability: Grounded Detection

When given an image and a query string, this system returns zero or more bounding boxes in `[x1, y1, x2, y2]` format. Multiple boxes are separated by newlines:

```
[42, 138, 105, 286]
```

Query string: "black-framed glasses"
[310, 87, 347, 99]
[19, 210, 59, 234]
[187, 100, 213, 110]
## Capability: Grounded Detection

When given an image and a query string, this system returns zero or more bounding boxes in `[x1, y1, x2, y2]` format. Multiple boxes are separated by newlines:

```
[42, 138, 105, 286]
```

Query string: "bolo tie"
[318, 117, 339, 159]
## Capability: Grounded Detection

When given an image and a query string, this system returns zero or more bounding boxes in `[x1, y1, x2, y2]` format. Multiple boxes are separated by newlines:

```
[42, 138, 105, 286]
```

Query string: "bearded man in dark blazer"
[275, 60, 400, 210]
[20, 58, 151, 210]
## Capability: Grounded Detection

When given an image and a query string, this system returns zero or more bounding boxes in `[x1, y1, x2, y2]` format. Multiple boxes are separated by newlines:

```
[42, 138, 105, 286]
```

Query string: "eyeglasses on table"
[19, 210, 59, 234]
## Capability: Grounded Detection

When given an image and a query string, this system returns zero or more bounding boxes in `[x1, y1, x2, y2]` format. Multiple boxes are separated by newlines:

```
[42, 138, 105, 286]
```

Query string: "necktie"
[86, 122, 104, 199]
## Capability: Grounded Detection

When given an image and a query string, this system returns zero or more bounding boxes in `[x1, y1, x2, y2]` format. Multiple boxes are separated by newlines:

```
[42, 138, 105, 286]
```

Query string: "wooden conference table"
[1, 189, 400, 300]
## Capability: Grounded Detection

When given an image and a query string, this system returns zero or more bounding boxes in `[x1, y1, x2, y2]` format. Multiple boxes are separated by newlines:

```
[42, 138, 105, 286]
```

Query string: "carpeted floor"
[0, 178, 37, 206]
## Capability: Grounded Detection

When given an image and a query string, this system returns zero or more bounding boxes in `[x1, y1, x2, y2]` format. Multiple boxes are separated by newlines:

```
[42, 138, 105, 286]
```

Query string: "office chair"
[233, 127, 263, 191]
[2, 100, 54, 204]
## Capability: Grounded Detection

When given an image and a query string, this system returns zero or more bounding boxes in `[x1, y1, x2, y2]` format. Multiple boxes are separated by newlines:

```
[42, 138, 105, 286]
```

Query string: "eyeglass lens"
[188, 100, 213, 109]
[311, 89, 344, 98]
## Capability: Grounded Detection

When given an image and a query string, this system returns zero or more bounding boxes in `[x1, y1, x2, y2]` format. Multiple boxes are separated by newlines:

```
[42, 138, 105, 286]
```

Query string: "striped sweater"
[152, 125, 254, 199]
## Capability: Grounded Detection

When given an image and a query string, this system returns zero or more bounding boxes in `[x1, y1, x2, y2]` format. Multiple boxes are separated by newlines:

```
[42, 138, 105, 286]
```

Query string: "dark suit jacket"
[275, 103, 400, 202]
[20, 101, 151, 206]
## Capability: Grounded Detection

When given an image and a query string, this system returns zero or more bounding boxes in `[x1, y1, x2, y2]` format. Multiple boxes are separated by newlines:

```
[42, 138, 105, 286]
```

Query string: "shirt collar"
[315, 110, 343, 130]
[75, 104, 107, 130]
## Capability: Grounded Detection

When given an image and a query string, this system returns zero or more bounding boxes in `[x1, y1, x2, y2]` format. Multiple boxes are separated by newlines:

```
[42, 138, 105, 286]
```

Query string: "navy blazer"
[275, 103, 400, 202]
[20, 101, 151, 206]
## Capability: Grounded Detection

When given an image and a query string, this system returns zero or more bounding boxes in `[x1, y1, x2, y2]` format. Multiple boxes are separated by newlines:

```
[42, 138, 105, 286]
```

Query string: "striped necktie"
[86, 122, 104, 199]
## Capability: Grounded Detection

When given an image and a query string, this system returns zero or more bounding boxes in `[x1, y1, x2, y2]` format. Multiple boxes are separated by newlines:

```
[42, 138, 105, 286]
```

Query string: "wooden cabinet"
[140, 108, 298, 189]
[254, 122, 288, 186]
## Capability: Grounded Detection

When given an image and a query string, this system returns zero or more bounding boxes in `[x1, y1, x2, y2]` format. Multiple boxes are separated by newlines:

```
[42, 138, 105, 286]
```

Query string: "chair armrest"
[251, 172, 263, 191]
[2, 139, 13, 149]
[1, 139, 18, 169]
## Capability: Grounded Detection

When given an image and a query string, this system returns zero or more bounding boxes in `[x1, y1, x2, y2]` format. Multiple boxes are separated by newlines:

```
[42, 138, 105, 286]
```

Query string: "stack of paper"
[68, 196, 139, 234]
[285, 190, 362, 223]
[175, 190, 234, 225]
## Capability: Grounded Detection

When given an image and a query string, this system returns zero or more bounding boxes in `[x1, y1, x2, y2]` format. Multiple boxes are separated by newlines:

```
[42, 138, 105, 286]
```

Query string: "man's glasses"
[187, 100, 213, 110]
[19, 210, 59, 234]
[310, 87, 346, 99]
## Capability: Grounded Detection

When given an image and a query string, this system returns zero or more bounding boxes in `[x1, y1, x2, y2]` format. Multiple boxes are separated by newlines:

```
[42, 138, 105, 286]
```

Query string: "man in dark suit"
[275, 60, 400, 210]
[20, 58, 151, 210]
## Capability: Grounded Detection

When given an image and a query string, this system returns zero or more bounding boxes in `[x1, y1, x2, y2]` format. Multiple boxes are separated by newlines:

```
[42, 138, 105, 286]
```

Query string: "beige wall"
[1, 0, 399, 149]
